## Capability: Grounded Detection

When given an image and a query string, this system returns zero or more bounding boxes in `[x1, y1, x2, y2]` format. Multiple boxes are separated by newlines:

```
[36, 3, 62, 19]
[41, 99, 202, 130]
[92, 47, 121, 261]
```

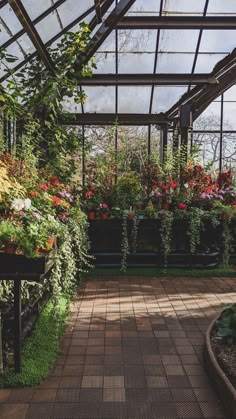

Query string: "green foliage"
[216, 304, 236, 344]
[159, 210, 173, 266]
[188, 208, 204, 254]
[2, 24, 94, 182]
[0, 296, 69, 387]
[0, 220, 22, 244]
[120, 212, 129, 272]
[114, 172, 143, 210]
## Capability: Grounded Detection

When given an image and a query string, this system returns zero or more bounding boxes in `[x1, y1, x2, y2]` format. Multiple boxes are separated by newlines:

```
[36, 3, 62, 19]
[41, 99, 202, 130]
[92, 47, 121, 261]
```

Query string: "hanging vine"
[188, 208, 204, 254]
[159, 210, 173, 267]
[130, 215, 140, 254]
[121, 212, 129, 272]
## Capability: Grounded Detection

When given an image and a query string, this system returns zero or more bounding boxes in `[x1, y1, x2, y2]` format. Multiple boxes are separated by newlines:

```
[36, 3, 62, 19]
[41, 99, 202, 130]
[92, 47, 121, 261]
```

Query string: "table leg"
[14, 280, 21, 373]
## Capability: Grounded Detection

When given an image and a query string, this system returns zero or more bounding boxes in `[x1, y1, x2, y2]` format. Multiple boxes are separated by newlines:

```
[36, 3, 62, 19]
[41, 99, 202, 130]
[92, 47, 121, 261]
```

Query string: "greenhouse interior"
[0, 0, 236, 418]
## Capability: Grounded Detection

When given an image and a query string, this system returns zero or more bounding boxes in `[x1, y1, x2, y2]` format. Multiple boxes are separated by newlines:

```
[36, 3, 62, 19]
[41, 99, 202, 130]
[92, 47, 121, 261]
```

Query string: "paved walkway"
[0, 276, 236, 418]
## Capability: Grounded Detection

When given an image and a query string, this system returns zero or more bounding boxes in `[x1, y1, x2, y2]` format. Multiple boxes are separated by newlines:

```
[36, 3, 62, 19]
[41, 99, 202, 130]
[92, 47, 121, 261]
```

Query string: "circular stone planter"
[205, 310, 236, 419]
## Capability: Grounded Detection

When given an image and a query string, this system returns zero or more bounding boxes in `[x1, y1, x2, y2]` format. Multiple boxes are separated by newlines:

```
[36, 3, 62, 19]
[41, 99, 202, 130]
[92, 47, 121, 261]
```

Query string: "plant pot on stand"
[4, 241, 18, 254]
[88, 211, 96, 220]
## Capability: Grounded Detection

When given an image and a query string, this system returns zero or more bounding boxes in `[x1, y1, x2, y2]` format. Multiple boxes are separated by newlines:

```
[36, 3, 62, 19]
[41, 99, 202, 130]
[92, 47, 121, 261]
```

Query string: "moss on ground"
[0, 296, 69, 388]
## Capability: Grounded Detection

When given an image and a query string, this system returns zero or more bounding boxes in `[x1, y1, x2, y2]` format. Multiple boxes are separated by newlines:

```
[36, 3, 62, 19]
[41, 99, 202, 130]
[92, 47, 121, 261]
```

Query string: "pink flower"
[177, 203, 187, 210]
[102, 203, 108, 209]
[19, 211, 25, 216]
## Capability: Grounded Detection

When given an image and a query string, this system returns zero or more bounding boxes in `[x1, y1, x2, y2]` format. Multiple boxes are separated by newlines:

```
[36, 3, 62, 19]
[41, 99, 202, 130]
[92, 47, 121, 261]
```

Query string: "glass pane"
[35, 13, 61, 44]
[193, 102, 221, 130]
[97, 32, 115, 52]
[94, 53, 116, 73]
[222, 134, 236, 171]
[152, 86, 188, 113]
[129, 0, 161, 14]
[0, 5, 22, 42]
[117, 125, 149, 175]
[223, 102, 236, 129]
[21, 0, 51, 20]
[159, 30, 199, 52]
[207, 0, 236, 15]
[17, 33, 35, 55]
[156, 53, 194, 73]
[193, 133, 220, 170]
[56, 0, 94, 27]
[118, 86, 151, 113]
[224, 85, 236, 101]
[119, 52, 155, 73]
[163, 0, 206, 16]
[194, 53, 227, 72]
[84, 86, 116, 113]
[200, 30, 236, 53]
[118, 29, 156, 53]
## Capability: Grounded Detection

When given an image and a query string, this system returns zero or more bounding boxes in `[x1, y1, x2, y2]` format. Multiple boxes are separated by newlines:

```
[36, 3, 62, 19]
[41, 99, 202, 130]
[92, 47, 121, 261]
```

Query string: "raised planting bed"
[88, 219, 221, 268]
[0, 251, 55, 275]
[205, 309, 236, 419]
[0, 251, 55, 372]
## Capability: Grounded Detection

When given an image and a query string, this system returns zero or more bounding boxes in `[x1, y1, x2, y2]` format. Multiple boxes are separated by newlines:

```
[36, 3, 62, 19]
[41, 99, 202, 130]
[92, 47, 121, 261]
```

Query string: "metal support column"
[160, 125, 168, 163]
[82, 125, 85, 188]
[179, 104, 193, 162]
[219, 94, 224, 172]
[14, 279, 21, 373]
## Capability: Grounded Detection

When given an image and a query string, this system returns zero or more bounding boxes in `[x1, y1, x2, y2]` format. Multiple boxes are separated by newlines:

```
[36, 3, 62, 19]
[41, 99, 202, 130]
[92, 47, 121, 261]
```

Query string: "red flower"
[161, 184, 169, 190]
[170, 180, 177, 190]
[38, 184, 48, 191]
[52, 196, 62, 206]
[29, 191, 38, 197]
[177, 203, 187, 210]
[58, 213, 67, 221]
[85, 191, 94, 197]
[51, 177, 60, 186]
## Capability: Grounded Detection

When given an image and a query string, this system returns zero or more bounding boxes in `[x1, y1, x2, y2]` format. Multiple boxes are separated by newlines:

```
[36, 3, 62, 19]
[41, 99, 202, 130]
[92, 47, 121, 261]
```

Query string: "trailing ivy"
[222, 217, 232, 267]
[130, 215, 140, 254]
[188, 208, 204, 254]
[121, 212, 129, 272]
[159, 210, 173, 267]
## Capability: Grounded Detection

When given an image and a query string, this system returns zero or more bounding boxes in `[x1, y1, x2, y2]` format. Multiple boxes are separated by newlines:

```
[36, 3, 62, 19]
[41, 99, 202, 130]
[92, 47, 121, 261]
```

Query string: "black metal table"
[0, 253, 54, 372]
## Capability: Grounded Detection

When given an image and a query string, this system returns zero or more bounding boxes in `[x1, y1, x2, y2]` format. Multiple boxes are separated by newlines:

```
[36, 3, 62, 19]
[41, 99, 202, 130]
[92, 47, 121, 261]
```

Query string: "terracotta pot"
[162, 203, 169, 211]
[101, 213, 109, 220]
[88, 211, 95, 220]
[4, 242, 18, 254]
[47, 237, 56, 249]
[128, 213, 135, 219]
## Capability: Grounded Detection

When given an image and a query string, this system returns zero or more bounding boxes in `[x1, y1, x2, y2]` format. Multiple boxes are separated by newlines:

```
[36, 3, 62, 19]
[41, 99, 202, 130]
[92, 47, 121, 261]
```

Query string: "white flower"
[184, 183, 189, 188]
[11, 198, 25, 211]
[24, 198, 31, 210]
[11, 198, 32, 211]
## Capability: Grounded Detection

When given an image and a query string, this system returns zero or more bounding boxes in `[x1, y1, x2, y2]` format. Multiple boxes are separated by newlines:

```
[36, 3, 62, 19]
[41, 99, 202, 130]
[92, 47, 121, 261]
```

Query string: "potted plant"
[99, 203, 109, 219]
[0, 220, 22, 253]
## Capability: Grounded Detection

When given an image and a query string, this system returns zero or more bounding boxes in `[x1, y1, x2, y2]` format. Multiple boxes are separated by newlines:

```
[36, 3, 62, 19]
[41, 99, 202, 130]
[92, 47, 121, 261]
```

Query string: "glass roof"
[1, 0, 236, 117]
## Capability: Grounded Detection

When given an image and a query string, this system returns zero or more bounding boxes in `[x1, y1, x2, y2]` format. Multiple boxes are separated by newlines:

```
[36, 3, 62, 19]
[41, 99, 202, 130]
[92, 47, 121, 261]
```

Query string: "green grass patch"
[0, 295, 69, 388]
[90, 266, 236, 278]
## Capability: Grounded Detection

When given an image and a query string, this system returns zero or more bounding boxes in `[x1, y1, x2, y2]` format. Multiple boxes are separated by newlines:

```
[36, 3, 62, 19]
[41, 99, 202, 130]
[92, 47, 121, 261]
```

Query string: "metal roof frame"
[7, 0, 55, 73]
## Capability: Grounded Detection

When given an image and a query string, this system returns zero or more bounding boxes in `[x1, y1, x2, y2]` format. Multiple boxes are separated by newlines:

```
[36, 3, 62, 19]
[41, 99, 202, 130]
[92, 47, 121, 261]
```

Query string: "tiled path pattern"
[0, 277, 236, 418]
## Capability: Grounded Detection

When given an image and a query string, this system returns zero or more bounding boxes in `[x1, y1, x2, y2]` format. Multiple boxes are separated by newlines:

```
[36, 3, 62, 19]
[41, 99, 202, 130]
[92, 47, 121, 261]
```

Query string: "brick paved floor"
[0, 276, 236, 418]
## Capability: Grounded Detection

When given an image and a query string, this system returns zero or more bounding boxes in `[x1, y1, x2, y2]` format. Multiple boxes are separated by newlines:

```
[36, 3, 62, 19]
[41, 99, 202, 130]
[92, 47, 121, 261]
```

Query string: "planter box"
[88, 219, 220, 268]
[0, 251, 55, 275]
[205, 311, 236, 419]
